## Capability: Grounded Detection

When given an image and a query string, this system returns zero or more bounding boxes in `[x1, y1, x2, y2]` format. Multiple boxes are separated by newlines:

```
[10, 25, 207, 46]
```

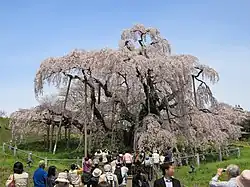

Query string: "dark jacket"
[46, 175, 56, 187]
[132, 174, 149, 187]
[154, 177, 181, 187]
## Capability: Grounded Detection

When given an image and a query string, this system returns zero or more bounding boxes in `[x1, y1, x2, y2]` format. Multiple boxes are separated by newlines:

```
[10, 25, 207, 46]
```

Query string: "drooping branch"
[73, 75, 109, 131]
[117, 72, 129, 98]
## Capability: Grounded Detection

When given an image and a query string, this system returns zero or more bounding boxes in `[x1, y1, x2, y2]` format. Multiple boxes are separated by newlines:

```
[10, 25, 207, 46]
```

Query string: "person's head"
[161, 163, 175, 177]
[98, 181, 111, 187]
[63, 169, 69, 173]
[99, 157, 103, 162]
[55, 172, 70, 187]
[85, 157, 89, 161]
[48, 166, 56, 177]
[236, 170, 250, 187]
[116, 163, 122, 168]
[13, 162, 24, 174]
[226, 164, 240, 179]
[39, 160, 45, 169]
[167, 146, 171, 150]
[70, 164, 76, 170]
[104, 164, 112, 173]
[136, 168, 142, 175]
[92, 168, 102, 178]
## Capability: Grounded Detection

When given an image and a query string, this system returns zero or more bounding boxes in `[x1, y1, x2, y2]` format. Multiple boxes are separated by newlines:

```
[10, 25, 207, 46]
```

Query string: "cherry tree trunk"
[46, 124, 50, 150]
[53, 76, 72, 154]
[84, 81, 88, 157]
[49, 124, 55, 152]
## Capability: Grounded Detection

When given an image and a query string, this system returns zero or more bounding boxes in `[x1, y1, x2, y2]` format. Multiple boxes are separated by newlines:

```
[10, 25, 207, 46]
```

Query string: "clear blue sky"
[1, 0, 250, 114]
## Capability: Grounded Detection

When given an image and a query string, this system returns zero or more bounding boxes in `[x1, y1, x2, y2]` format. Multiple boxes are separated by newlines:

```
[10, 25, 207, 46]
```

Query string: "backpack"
[105, 173, 115, 186]
[90, 176, 99, 186]
[7, 174, 15, 187]
[81, 172, 92, 184]
[114, 167, 123, 185]
[144, 158, 151, 166]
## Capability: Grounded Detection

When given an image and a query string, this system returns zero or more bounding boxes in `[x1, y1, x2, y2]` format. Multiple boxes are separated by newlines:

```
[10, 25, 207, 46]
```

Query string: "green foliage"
[0, 117, 11, 144]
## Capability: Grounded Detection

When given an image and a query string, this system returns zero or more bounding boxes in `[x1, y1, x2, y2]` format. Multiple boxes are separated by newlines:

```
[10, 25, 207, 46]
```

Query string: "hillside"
[0, 117, 11, 144]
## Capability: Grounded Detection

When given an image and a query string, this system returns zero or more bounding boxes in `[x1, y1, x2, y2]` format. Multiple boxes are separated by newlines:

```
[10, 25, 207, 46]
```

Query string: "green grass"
[174, 146, 250, 186]
[0, 117, 11, 144]
[1, 139, 250, 187]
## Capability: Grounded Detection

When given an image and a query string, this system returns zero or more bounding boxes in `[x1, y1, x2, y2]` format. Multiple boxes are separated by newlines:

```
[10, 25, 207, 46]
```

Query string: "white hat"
[104, 164, 112, 172]
[92, 168, 102, 177]
[236, 170, 250, 187]
[55, 172, 70, 183]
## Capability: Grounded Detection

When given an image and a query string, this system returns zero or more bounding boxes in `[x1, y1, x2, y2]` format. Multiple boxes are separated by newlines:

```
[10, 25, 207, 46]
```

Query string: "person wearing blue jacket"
[33, 160, 48, 187]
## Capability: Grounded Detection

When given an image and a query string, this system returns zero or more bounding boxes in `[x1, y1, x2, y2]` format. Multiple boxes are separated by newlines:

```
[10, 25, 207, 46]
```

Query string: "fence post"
[77, 157, 80, 166]
[218, 147, 222, 162]
[237, 148, 240, 158]
[28, 152, 32, 160]
[2, 143, 5, 153]
[196, 153, 200, 167]
[45, 157, 48, 168]
[13, 146, 17, 157]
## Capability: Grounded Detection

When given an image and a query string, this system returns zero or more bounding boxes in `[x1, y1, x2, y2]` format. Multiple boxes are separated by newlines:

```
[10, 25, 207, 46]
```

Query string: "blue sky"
[1, 0, 250, 114]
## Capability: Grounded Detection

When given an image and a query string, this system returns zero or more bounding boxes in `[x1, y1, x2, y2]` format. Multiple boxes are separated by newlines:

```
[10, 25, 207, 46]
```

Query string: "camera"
[222, 169, 226, 172]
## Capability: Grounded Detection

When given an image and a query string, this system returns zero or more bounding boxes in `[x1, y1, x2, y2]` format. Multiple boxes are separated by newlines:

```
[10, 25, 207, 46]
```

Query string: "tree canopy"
[10, 24, 249, 152]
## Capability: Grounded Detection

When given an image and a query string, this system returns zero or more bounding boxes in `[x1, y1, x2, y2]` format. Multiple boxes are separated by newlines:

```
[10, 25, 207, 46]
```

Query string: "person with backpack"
[69, 164, 82, 187]
[47, 166, 57, 187]
[6, 161, 29, 187]
[144, 154, 153, 181]
[114, 163, 128, 187]
[99, 164, 118, 187]
[132, 168, 149, 187]
[120, 164, 129, 186]
[123, 151, 133, 175]
[90, 168, 102, 187]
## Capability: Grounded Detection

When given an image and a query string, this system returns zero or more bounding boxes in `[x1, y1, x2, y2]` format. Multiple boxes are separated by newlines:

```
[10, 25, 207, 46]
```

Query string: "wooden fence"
[2, 142, 240, 168]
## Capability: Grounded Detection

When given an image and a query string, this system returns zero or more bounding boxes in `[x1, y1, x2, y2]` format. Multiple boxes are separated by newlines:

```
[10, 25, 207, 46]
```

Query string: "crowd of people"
[4, 148, 250, 187]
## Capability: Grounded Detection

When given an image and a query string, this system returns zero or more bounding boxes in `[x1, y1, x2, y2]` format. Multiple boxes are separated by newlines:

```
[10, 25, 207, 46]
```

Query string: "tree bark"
[192, 75, 197, 107]
[84, 81, 88, 158]
[46, 124, 50, 150]
[49, 124, 55, 152]
[53, 76, 72, 154]
[65, 127, 68, 149]
[67, 126, 71, 148]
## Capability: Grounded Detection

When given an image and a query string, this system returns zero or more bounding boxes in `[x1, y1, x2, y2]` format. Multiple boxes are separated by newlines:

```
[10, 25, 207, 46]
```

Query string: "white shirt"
[110, 160, 117, 173]
[121, 166, 129, 185]
[209, 174, 237, 187]
[102, 152, 108, 163]
[164, 177, 173, 187]
[160, 155, 165, 164]
[152, 153, 160, 164]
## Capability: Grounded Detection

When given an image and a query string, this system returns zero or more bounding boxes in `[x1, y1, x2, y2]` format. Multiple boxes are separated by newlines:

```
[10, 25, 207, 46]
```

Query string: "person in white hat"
[90, 168, 103, 187]
[54, 172, 73, 187]
[236, 170, 250, 187]
[99, 164, 118, 187]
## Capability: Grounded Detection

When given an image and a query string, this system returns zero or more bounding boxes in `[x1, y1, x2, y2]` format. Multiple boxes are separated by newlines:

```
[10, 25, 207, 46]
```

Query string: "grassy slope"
[0, 117, 11, 144]
[174, 146, 250, 186]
